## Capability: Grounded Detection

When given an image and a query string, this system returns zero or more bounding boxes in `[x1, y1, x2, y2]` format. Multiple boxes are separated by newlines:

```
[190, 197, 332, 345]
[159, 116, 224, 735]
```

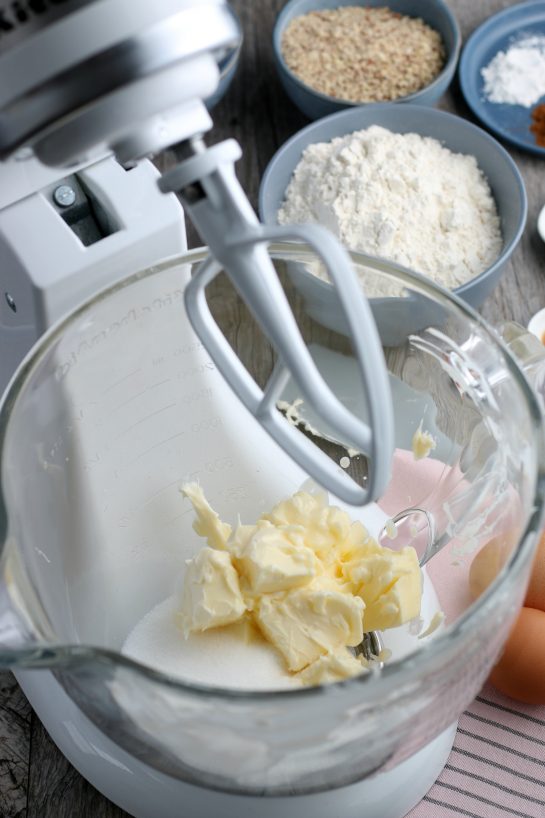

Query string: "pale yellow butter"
[255, 580, 364, 672]
[418, 610, 445, 639]
[344, 546, 422, 632]
[178, 547, 246, 637]
[181, 483, 231, 550]
[233, 520, 317, 594]
[412, 421, 437, 461]
[297, 649, 365, 685]
[179, 484, 422, 684]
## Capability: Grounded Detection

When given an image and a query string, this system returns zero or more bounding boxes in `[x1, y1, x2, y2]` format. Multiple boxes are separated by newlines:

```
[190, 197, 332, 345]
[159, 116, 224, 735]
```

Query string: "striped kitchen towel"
[408, 684, 545, 818]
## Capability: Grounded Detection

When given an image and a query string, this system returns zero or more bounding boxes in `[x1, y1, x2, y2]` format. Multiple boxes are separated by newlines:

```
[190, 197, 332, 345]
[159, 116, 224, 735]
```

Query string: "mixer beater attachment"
[159, 137, 394, 504]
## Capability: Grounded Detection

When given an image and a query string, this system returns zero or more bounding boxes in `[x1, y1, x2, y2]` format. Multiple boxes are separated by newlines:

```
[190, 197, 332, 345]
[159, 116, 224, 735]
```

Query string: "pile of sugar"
[122, 595, 299, 690]
[278, 125, 502, 298]
[481, 35, 545, 108]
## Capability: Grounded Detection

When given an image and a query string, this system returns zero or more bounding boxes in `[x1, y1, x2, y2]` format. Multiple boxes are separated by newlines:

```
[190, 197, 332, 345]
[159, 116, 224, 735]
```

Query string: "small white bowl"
[528, 307, 545, 344]
[538, 203, 545, 246]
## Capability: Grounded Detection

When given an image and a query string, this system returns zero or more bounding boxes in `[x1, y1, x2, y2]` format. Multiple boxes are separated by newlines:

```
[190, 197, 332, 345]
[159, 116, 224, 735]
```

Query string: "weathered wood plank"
[0, 671, 30, 818]
[26, 716, 125, 818]
[1, 1, 544, 816]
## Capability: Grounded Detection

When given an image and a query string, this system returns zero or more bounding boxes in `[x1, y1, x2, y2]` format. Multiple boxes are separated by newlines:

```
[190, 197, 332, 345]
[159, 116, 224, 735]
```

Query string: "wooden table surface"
[1, 0, 544, 816]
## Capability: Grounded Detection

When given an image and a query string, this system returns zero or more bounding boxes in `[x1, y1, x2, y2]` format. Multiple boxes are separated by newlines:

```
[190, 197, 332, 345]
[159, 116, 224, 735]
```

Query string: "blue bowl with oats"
[273, 0, 461, 120]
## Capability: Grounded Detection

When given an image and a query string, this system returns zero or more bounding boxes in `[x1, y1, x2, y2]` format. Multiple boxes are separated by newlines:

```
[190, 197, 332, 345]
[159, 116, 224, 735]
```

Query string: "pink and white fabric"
[379, 451, 545, 818]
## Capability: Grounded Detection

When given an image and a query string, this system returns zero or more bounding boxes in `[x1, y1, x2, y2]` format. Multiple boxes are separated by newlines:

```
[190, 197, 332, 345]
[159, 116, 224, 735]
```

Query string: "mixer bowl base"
[17, 669, 457, 818]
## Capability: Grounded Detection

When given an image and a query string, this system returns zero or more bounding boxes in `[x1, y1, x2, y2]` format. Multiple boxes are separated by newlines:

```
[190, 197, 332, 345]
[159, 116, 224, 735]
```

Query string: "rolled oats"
[281, 6, 445, 103]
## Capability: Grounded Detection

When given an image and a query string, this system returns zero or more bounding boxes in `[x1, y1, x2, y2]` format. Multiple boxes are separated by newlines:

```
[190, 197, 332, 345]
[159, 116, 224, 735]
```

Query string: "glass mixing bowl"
[0, 245, 543, 796]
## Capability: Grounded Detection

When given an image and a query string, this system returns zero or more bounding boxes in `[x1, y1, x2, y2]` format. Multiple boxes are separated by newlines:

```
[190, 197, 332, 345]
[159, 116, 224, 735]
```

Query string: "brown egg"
[468, 534, 511, 601]
[470, 533, 545, 704]
[488, 607, 545, 705]
[524, 530, 545, 612]
[469, 530, 545, 612]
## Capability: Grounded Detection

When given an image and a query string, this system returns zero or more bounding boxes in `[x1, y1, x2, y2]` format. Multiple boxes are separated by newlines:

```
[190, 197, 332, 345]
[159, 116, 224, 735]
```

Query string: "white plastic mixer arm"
[160, 138, 394, 504]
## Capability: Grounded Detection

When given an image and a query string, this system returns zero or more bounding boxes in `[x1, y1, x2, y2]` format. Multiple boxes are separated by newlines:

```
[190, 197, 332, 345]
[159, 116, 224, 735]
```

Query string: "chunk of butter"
[179, 484, 422, 684]
[233, 520, 317, 594]
[181, 483, 231, 550]
[255, 581, 364, 671]
[297, 649, 365, 685]
[179, 547, 246, 637]
[412, 421, 437, 461]
[344, 546, 422, 632]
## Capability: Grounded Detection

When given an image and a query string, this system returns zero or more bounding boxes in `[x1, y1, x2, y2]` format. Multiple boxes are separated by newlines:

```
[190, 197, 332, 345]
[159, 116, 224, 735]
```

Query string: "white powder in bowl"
[277, 125, 503, 298]
[481, 35, 545, 108]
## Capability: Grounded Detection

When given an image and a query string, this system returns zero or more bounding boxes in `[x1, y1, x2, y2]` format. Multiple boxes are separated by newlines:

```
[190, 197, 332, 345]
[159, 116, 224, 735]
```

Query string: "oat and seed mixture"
[281, 6, 445, 103]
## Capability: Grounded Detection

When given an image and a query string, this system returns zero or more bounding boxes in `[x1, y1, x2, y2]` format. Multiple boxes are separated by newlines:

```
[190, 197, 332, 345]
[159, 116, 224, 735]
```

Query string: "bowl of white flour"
[259, 104, 526, 344]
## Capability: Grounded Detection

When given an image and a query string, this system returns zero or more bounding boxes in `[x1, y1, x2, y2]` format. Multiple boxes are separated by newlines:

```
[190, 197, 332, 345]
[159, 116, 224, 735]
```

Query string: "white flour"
[481, 35, 545, 108]
[278, 126, 502, 298]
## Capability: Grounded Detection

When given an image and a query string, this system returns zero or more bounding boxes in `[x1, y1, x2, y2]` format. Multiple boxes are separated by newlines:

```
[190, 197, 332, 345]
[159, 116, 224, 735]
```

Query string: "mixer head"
[0, 0, 395, 503]
[0, 0, 239, 165]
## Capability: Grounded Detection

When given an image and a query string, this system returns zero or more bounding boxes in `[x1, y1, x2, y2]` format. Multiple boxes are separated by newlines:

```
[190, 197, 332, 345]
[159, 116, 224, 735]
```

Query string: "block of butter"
[343, 546, 421, 632]
[232, 520, 318, 594]
[255, 579, 364, 671]
[178, 547, 246, 637]
[180, 484, 422, 683]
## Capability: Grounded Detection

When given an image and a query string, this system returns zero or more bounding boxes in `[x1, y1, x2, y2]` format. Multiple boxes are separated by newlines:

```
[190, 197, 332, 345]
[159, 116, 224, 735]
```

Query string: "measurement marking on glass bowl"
[130, 431, 186, 464]
[114, 403, 177, 440]
[161, 511, 190, 529]
[142, 478, 182, 507]
[111, 378, 172, 413]
[100, 367, 141, 395]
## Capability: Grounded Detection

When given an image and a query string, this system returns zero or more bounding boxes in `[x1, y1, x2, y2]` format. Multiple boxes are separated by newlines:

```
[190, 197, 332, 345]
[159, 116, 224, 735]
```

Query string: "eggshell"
[469, 531, 545, 612]
[488, 607, 545, 705]
[468, 535, 510, 601]
[524, 531, 545, 612]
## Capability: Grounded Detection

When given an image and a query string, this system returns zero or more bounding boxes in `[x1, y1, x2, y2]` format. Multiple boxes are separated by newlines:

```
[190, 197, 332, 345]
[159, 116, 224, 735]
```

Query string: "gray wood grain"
[1, 1, 545, 816]
[0, 672, 30, 818]
[26, 715, 125, 818]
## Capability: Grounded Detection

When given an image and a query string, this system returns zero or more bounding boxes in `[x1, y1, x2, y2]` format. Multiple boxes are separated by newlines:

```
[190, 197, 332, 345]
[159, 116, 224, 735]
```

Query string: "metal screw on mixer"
[53, 185, 76, 208]
[4, 292, 16, 313]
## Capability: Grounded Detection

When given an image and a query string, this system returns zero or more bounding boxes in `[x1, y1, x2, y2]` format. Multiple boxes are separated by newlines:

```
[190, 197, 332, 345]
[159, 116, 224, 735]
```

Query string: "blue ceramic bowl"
[273, 0, 461, 120]
[259, 104, 527, 345]
[459, 0, 545, 157]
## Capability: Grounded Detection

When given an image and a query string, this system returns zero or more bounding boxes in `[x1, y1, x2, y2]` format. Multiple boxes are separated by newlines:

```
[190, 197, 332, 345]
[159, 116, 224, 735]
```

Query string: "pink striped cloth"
[379, 451, 545, 818]
[407, 686, 545, 818]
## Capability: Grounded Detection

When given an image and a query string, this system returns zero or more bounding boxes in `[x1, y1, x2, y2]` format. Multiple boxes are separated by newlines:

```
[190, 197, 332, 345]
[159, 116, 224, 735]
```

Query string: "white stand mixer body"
[0, 153, 187, 393]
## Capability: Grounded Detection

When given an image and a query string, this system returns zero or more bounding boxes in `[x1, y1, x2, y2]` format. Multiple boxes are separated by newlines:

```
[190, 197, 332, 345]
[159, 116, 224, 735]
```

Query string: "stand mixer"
[0, 0, 393, 504]
[1, 3, 545, 818]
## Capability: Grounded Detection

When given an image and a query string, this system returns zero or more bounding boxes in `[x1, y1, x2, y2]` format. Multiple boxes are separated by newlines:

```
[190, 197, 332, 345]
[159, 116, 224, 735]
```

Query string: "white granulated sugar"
[122, 595, 298, 690]
[277, 126, 502, 298]
[481, 35, 545, 107]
